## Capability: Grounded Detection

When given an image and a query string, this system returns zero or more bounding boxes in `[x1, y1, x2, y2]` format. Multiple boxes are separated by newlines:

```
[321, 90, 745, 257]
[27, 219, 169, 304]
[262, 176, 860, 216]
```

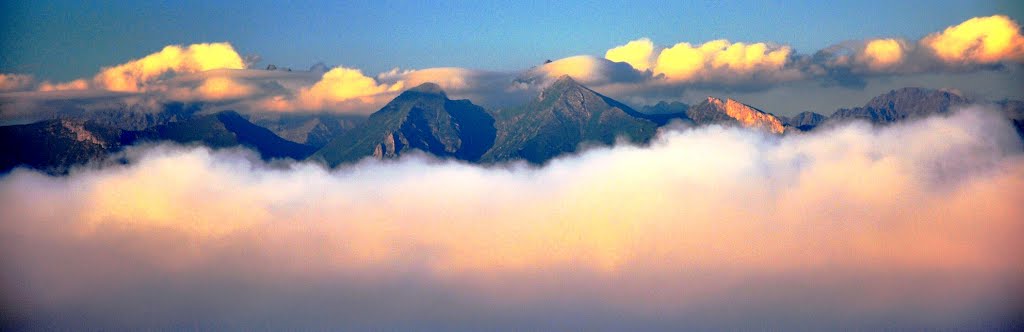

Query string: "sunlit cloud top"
[1, 14, 1022, 116]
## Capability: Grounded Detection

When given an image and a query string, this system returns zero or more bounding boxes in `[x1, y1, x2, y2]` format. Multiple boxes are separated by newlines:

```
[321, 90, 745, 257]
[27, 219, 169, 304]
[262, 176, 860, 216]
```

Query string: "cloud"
[857, 38, 907, 71]
[93, 42, 246, 92]
[825, 15, 1024, 78]
[605, 38, 656, 71]
[593, 15, 1024, 95]
[602, 38, 802, 86]
[378, 67, 534, 107]
[166, 76, 257, 101]
[523, 55, 648, 86]
[1, 107, 1021, 329]
[921, 15, 1024, 65]
[0, 73, 34, 92]
[37, 79, 91, 92]
[5, 15, 1024, 118]
[379, 67, 481, 92]
[259, 66, 404, 113]
[653, 39, 798, 83]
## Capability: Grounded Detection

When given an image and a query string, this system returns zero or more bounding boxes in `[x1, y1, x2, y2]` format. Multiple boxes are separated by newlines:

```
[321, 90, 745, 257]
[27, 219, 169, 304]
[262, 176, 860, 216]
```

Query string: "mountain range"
[2, 75, 1022, 174]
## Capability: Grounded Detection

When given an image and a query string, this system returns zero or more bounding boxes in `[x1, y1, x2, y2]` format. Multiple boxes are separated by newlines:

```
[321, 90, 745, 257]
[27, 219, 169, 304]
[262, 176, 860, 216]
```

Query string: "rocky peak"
[865, 87, 968, 115]
[703, 97, 785, 134]
[538, 75, 587, 101]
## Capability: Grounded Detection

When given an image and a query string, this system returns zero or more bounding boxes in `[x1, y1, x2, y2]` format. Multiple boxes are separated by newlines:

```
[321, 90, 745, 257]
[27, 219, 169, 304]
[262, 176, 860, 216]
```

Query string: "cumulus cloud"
[820, 15, 1024, 80]
[605, 38, 656, 72]
[602, 38, 802, 86]
[857, 38, 907, 71]
[594, 15, 1024, 94]
[1, 108, 1021, 329]
[0, 73, 34, 92]
[93, 42, 246, 92]
[653, 39, 798, 83]
[921, 14, 1024, 65]
[259, 66, 404, 113]
[5, 15, 1024, 118]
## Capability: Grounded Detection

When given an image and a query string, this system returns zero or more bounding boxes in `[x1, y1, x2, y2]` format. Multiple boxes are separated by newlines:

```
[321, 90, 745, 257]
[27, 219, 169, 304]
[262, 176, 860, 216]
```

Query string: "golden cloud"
[653, 39, 793, 82]
[194, 76, 255, 100]
[605, 37, 656, 71]
[921, 15, 1024, 65]
[93, 42, 246, 92]
[260, 66, 404, 113]
[857, 38, 906, 71]
[37, 79, 91, 92]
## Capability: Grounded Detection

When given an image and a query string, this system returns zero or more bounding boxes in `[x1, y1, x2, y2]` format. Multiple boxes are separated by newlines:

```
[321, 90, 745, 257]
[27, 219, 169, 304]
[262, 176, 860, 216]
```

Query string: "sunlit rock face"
[688, 97, 786, 134]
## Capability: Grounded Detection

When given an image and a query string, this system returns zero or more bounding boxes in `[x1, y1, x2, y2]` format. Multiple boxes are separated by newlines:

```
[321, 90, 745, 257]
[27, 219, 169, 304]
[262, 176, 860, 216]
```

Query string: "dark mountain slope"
[481, 76, 664, 164]
[0, 119, 126, 174]
[313, 83, 496, 166]
[248, 113, 366, 148]
[129, 111, 317, 160]
[828, 87, 969, 124]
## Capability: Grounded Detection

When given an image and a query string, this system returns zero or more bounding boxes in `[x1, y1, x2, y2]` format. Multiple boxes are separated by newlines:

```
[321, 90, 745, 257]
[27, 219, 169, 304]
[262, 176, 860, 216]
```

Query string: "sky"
[1, 1, 1023, 117]
[2, 0, 1022, 81]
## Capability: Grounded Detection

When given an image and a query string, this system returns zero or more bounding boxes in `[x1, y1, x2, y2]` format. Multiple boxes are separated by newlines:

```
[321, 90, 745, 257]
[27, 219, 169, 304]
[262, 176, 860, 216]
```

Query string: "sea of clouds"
[1, 107, 1022, 330]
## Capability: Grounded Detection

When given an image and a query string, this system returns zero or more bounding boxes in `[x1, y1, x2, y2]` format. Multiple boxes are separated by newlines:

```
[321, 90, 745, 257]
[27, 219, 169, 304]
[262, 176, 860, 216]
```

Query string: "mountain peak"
[538, 75, 589, 101]
[404, 82, 447, 97]
[694, 96, 785, 134]
[546, 75, 583, 92]
[552, 74, 578, 85]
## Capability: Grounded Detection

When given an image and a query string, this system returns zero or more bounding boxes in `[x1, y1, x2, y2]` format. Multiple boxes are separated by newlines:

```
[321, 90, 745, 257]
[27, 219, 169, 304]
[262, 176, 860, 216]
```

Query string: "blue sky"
[2, 0, 1021, 81]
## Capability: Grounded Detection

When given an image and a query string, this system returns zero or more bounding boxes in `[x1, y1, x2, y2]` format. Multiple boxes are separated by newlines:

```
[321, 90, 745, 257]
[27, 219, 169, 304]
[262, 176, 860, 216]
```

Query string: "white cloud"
[524, 55, 648, 86]
[1, 107, 1020, 329]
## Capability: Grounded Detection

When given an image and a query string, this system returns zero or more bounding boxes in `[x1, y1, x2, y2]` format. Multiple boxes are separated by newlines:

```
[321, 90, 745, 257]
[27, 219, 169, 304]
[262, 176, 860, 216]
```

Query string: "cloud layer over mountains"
[1, 15, 1022, 117]
[2, 107, 1022, 329]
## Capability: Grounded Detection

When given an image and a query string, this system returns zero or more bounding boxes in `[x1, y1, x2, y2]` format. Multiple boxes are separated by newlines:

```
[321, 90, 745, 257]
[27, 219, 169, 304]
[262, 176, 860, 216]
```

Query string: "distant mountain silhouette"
[248, 113, 365, 148]
[827, 88, 969, 126]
